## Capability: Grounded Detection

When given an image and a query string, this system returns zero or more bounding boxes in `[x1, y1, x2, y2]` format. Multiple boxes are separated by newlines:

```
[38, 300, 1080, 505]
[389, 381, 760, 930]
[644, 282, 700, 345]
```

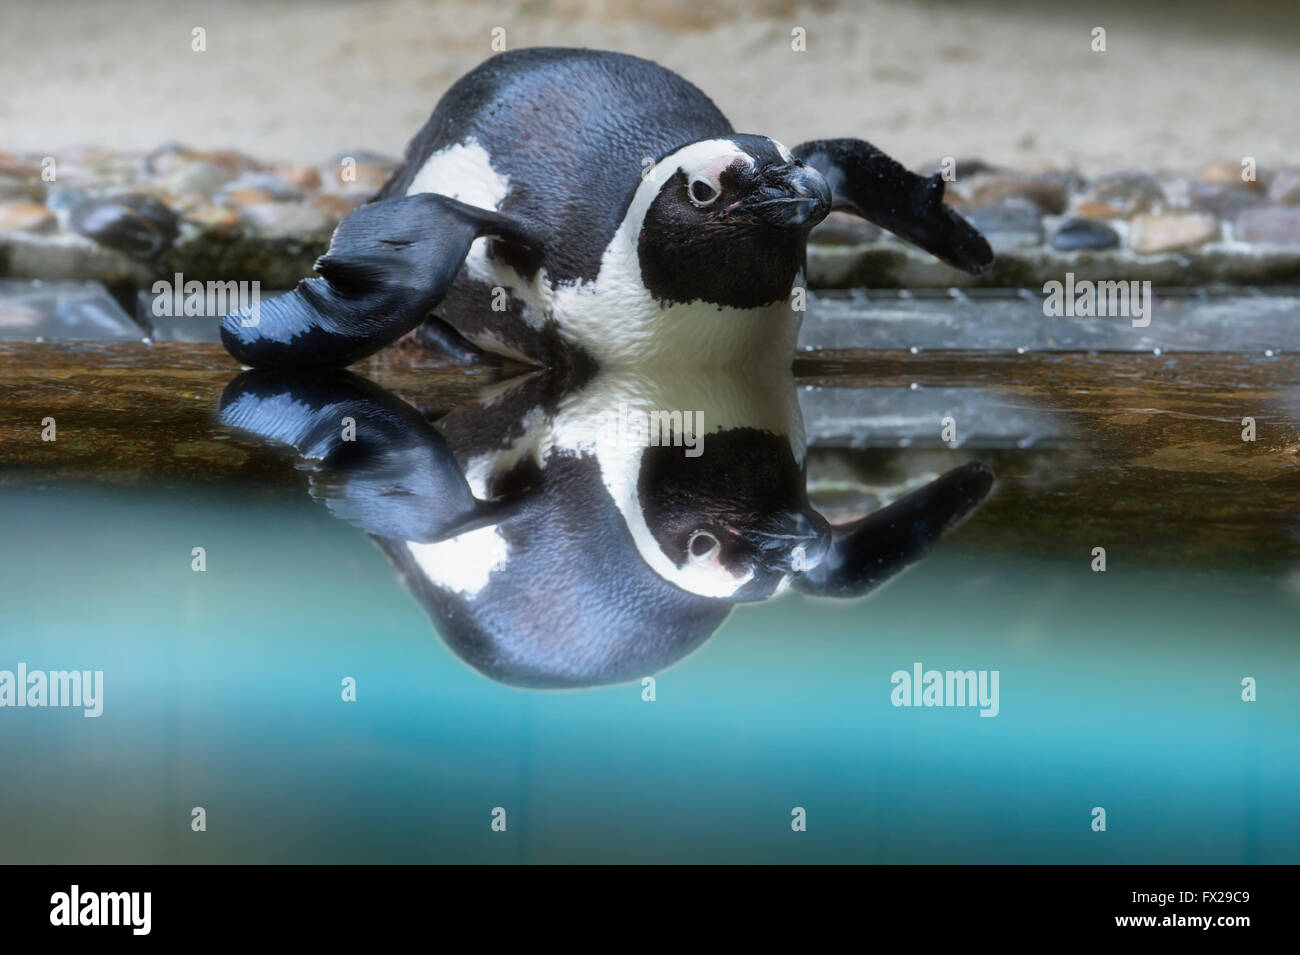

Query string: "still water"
[1, 345, 1297, 864]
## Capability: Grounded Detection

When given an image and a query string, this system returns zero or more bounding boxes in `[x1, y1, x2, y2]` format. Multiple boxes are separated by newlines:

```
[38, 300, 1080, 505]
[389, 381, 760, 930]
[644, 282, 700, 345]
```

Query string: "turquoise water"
[2, 485, 1295, 863]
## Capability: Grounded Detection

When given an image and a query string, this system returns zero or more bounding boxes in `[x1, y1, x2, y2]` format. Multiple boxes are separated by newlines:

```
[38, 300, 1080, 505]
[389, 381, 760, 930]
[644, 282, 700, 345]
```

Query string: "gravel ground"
[2, 0, 1297, 173]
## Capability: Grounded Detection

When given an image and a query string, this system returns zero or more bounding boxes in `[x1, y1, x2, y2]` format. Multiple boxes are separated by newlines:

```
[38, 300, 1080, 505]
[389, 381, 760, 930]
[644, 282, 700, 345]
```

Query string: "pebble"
[1189, 180, 1262, 219]
[145, 143, 261, 177]
[184, 204, 244, 233]
[1127, 212, 1219, 254]
[1073, 200, 1121, 220]
[1079, 173, 1165, 217]
[0, 200, 57, 234]
[1050, 217, 1119, 251]
[809, 211, 881, 246]
[276, 164, 322, 191]
[1197, 161, 1262, 189]
[161, 160, 237, 196]
[0, 169, 46, 202]
[970, 172, 1069, 214]
[1267, 169, 1300, 205]
[238, 200, 334, 237]
[324, 156, 396, 194]
[217, 172, 303, 203]
[220, 187, 277, 208]
[963, 197, 1044, 251]
[311, 193, 362, 218]
[1234, 206, 1300, 245]
[69, 193, 180, 260]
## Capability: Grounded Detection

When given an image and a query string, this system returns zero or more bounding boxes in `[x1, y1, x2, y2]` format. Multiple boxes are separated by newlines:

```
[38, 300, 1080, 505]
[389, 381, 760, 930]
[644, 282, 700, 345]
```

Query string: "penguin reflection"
[219, 366, 992, 688]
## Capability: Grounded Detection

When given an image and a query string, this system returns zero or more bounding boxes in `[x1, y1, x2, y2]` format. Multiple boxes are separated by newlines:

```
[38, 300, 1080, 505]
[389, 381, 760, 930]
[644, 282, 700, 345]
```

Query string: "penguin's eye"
[687, 530, 720, 561]
[688, 178, 720, 207]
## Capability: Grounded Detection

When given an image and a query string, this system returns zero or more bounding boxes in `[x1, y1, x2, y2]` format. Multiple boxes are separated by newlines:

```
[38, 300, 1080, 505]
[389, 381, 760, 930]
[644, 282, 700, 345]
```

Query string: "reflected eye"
[689, 178, 719, 206]
[687, 530, 720, 561]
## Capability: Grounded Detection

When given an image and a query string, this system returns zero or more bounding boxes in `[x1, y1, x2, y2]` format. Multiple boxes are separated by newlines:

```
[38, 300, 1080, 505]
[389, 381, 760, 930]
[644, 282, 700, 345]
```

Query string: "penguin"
[218, 363, 994, 688]
[220, 47, 993, 371]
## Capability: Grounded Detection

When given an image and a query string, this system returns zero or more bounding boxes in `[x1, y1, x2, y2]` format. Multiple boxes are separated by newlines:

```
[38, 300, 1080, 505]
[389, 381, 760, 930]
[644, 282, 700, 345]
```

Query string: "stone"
[1050, 217, 1119, 251]
[220, 187, 276, 208]
[1234, 206, 1300, 245]
[277, 164, 321, 191]
[1267, 169, 1300, 205]
[1197, 161, 1261, 189]
[1189, 180, 1262, 219]
[0, 172, 46, 203]
[1079, 173, 1165, 217]
[239, 200, 334, 237]
[0, 201, 57, 234]
[1127, 212, 1219, 254]
[311, 193, 361, 219]
[970, 172, 1069, 214]
[69, 193, 180, 260]
[144, 143, 262, 177]
[217, 172, 303, 203]
[161, 159, 238, 196]
[963, 197, 1044, 251]
[184, 205, 244, 233]
[1074, 200, 1121, 220]
[323, 153, 397, 194]
[809, 211, 881, 246]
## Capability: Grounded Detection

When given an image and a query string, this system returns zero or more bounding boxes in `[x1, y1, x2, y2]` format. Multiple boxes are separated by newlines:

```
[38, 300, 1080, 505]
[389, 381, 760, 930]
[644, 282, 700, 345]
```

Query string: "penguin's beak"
[743, 162, 832, 230]
[749, 509, 832, 574]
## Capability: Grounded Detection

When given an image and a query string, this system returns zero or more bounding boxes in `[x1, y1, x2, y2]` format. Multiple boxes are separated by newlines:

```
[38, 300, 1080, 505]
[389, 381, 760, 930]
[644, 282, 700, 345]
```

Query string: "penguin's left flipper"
[792, 138, 994, 275]
[793, 461, 994, 599]
[220, 193, 540, 369]
[219, 369, 527, 542]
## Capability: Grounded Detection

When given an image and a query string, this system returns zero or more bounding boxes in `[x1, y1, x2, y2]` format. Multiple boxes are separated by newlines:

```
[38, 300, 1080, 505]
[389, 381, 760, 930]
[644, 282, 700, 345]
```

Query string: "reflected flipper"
[219, 369, 522, 542]
[220, 194, 540, 368]
[792, 138, 994, 275]
[794, 461, 994, 598]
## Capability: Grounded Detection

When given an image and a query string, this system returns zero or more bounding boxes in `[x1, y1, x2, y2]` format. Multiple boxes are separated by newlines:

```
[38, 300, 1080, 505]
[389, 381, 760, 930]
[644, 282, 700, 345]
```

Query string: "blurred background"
[2, 0, 1297, 171]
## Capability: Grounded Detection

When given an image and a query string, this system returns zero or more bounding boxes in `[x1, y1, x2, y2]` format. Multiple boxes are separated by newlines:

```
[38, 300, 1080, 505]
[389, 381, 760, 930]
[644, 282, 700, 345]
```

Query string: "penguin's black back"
[377, 48, 735, 283]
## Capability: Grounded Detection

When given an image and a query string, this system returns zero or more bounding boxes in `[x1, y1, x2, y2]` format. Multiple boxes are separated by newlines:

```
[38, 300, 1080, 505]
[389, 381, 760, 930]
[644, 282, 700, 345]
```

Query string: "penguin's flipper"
[219, 369, 525, 542]
[220, 193, 540, 368]
[793, 461, 993, 598]
[791, 138, 994, 275]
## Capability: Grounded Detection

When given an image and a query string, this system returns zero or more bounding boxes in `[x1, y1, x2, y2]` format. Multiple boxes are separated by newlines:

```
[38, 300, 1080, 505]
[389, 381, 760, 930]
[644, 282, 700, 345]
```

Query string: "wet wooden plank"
[1, 342, 1296, 570]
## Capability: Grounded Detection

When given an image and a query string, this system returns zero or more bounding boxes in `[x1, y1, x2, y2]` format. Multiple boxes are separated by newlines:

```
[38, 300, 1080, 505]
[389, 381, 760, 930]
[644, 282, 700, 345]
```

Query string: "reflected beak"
[741, 162, 832, 230]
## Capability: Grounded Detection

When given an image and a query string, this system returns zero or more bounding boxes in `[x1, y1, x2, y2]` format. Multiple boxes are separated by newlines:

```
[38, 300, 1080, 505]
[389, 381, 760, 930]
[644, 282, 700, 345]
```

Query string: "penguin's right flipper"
[791, 138, 994, 275]
[219, 369, 527, 542]
[220, 194, 540, 369]
[794, 461, 994, 598]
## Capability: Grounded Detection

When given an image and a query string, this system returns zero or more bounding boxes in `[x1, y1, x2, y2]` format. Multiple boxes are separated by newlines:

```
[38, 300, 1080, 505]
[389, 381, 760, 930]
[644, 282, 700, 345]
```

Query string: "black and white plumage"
[221, 48, 993, 371]
[219, 366, 994, 689]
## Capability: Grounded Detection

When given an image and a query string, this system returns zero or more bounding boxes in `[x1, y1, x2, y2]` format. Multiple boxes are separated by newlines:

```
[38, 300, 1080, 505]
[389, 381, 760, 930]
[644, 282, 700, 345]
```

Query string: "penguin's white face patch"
[679, 150, 753, 209]
[549, 137, 807, 368]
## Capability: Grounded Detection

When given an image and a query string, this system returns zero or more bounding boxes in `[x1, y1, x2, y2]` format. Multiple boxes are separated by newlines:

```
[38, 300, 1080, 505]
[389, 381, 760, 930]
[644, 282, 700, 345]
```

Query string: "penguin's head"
[634, 428, 832, 602]
[634, 135, 831, 309]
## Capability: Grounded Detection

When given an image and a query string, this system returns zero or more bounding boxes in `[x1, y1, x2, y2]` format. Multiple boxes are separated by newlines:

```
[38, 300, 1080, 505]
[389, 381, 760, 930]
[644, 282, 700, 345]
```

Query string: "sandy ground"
[1, 0, 1297, 174]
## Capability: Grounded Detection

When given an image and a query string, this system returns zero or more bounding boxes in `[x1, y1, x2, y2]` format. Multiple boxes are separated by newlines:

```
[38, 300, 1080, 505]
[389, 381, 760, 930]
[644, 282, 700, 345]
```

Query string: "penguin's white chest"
[406, 137, 802, 368]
